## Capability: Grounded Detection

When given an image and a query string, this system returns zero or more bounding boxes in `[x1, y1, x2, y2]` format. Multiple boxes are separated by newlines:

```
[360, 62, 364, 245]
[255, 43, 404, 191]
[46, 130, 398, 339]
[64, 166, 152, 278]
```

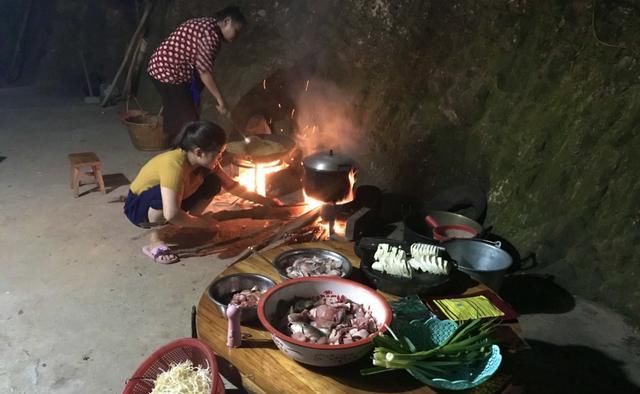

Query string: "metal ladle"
[224, 113, 251, 144]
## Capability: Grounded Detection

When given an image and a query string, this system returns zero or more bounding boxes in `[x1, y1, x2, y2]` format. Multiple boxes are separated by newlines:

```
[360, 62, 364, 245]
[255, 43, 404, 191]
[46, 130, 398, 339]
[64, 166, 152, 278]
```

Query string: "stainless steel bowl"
[272, 248, 353, 280]
[207, 273, 276, 323]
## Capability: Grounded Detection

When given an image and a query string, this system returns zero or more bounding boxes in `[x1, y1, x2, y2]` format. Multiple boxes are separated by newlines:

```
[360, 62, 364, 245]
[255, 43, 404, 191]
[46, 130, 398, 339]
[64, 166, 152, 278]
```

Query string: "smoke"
[291, 78, 369, 163]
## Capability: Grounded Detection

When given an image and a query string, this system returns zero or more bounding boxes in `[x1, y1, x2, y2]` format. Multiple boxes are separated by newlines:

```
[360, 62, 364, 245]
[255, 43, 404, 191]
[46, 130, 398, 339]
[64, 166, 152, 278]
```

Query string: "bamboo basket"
[120, 97, 168, 151]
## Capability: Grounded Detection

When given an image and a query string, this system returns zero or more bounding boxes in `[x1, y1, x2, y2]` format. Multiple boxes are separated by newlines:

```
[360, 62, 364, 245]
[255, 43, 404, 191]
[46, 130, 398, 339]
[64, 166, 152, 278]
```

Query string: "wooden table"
[197, 241, 519, 394]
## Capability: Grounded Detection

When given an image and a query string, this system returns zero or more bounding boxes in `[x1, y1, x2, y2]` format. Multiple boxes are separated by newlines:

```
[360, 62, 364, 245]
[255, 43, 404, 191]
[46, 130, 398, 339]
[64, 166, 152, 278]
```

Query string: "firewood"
[230, 206, 321, 265]
[210, 203, 307, 221]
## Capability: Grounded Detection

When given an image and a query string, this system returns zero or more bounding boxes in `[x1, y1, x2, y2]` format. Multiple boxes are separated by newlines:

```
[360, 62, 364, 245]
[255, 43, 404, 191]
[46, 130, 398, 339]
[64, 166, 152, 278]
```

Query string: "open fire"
[234, 160, 357, 239]
[303, 168, 358, 238]
[235, 160, 288, 196]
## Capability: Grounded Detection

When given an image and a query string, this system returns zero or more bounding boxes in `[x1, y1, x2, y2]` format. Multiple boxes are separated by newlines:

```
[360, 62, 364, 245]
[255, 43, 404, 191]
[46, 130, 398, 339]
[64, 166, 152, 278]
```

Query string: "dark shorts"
[124, 173, 222, 228]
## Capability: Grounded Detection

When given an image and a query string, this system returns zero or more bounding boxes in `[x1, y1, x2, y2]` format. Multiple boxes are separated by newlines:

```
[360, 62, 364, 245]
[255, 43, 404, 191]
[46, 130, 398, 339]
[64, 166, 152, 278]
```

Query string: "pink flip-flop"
[142, 245, 180, 264]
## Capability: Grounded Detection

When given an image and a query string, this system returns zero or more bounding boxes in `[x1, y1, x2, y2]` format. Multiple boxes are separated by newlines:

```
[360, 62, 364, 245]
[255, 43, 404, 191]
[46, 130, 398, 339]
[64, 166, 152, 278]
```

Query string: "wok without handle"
[226, 134, 297, 164]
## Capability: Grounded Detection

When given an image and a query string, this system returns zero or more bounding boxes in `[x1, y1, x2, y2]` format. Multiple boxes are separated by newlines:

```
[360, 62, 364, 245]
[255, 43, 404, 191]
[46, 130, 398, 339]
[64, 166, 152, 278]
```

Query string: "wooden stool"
[68, 152, 105, 197]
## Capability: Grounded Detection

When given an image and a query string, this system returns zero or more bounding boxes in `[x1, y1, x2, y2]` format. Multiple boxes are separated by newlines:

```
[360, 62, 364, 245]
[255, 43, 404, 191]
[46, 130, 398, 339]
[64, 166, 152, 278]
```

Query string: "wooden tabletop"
[197, 241, 519, 394]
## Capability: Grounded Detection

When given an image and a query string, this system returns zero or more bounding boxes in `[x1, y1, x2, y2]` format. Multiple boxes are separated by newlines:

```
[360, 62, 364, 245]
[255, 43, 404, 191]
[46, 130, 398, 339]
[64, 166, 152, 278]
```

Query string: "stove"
[230, 150, 303, 198]
[317, 185, 383, 241]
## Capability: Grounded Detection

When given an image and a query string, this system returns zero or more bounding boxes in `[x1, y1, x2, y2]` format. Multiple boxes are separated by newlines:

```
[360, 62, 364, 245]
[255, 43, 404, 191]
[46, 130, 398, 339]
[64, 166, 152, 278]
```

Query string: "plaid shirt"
[148, 18, 222, 84]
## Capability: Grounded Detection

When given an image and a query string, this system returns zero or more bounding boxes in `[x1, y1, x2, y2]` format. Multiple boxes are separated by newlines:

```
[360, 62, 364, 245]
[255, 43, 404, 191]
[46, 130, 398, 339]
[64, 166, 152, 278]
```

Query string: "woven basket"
[122, 338, 224, 394]
[120, 97, 168, 151]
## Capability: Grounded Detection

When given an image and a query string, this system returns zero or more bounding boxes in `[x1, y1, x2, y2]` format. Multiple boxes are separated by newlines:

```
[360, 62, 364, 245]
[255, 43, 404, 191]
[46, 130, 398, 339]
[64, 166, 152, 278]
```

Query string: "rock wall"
[0, 0, 136, 93]
[13, 0, 640, 323]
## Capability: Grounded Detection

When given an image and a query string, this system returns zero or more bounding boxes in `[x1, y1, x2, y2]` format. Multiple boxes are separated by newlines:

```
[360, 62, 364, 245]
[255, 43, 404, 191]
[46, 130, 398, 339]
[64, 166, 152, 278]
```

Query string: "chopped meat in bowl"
[273, 248, 353, 279]
[257, 277, 392, 367]
[207, 273, 276, 323]
[278, 291, 379, 345]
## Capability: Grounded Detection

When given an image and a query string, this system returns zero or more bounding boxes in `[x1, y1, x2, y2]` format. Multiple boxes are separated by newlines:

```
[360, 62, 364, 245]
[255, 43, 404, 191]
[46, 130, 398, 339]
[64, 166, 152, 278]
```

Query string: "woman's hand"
[199, 70, 230, 116]
[216, 99, 230, 116]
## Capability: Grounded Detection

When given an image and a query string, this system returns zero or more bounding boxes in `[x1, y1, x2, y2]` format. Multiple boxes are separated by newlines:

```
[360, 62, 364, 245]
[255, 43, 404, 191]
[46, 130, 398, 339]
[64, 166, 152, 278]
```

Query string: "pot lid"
[303, 150, 355, 172]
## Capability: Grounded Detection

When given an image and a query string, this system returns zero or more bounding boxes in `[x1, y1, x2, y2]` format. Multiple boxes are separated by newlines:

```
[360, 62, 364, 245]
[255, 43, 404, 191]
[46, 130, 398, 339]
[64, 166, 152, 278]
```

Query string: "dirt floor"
[0, 87, 639, 393]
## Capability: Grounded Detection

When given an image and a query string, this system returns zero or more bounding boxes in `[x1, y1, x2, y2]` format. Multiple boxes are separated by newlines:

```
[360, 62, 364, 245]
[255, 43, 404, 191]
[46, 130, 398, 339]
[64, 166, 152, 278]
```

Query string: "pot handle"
[425, 215, 440, 228]
[473, 238, 501, 248]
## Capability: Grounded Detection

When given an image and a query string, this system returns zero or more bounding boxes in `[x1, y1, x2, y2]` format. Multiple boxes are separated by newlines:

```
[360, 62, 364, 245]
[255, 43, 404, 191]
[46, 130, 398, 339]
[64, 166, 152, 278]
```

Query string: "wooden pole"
[101, 0, 152, 106]
[122, 37, 144, 98]
[80, 50, 94, 97]
[6, 0, 34, 82]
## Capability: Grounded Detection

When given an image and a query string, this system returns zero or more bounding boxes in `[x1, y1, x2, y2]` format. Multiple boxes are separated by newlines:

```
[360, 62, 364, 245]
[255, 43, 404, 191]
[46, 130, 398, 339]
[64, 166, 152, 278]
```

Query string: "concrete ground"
[0, 88, 639, 393]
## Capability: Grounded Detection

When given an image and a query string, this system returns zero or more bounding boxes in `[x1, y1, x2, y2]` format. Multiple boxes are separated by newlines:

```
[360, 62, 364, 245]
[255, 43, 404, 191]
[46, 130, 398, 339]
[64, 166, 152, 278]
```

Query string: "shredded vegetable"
[150, 360, 212, 394]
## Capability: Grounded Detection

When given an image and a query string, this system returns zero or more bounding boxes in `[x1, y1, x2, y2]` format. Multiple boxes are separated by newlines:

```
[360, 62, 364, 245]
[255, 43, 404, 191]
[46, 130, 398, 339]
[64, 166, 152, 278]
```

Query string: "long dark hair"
[214, 6, 246, 26]
[173, 120, 227, 152]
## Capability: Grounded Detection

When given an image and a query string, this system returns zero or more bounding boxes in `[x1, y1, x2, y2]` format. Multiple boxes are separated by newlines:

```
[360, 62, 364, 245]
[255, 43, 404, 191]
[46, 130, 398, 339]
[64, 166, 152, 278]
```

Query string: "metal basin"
[273, 248, 353, 280]
[207, 273, 276, 323]
[444, 239, 512, 292]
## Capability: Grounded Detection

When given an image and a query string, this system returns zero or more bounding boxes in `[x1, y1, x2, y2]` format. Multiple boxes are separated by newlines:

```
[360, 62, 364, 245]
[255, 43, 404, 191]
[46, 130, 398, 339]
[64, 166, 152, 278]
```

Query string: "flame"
[303, 168, 357, 238]
[236, 160, 287, 196]
[333, 220, 347, 236]
[303, 168, 357, 207]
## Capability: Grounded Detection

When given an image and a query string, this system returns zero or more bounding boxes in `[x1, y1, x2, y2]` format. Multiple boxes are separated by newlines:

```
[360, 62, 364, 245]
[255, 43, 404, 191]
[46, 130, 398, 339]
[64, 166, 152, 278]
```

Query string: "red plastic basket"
[122, 338, 224, 394]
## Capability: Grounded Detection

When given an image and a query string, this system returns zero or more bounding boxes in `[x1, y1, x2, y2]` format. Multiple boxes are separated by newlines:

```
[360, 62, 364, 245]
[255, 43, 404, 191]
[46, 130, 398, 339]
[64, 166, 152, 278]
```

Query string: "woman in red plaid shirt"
[148, 6, 245, 139]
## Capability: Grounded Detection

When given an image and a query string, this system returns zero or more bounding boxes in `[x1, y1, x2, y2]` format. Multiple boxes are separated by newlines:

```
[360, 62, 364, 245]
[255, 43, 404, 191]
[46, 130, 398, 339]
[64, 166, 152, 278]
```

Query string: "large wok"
[225, 134, 296, 164]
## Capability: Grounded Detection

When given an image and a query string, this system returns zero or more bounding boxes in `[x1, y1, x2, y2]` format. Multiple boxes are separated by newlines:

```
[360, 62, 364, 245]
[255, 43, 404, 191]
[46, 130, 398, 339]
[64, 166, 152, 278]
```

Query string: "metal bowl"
[272, 248, 353, 280]
[207, 273, 276, 323]
[444, 239, 512, 292]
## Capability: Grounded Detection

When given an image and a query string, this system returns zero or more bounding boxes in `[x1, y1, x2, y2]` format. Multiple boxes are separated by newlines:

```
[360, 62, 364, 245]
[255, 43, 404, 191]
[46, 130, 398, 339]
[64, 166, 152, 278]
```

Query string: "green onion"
[361, 319, 498, 381]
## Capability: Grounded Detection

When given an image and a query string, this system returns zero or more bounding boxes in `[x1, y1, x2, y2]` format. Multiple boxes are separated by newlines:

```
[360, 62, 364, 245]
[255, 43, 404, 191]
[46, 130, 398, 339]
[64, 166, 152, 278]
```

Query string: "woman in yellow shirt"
[124, 120, 279, 264]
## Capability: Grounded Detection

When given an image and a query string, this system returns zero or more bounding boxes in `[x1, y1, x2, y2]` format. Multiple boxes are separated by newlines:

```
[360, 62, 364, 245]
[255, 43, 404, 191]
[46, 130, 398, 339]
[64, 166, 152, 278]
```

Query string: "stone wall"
[0, 0, 136, 93]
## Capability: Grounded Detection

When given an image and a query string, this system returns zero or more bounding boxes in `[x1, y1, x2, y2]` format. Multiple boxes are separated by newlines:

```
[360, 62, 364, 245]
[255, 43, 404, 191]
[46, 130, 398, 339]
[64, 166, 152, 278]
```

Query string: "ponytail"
[172, 120, 227, 152]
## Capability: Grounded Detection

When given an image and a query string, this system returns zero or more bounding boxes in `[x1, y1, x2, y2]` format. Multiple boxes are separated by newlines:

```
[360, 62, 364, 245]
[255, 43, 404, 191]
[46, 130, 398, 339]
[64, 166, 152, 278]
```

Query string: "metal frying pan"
[225, 134, 297, 164]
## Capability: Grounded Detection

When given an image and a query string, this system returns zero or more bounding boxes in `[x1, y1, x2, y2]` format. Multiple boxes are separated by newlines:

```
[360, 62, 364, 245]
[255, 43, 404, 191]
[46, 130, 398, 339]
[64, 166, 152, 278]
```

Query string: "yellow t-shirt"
[130, 149, 203, 199]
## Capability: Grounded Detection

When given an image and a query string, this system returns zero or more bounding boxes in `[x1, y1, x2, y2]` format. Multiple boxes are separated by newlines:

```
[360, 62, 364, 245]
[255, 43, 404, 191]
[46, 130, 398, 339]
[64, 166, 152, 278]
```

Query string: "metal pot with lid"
[302, 150, 356, 203]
